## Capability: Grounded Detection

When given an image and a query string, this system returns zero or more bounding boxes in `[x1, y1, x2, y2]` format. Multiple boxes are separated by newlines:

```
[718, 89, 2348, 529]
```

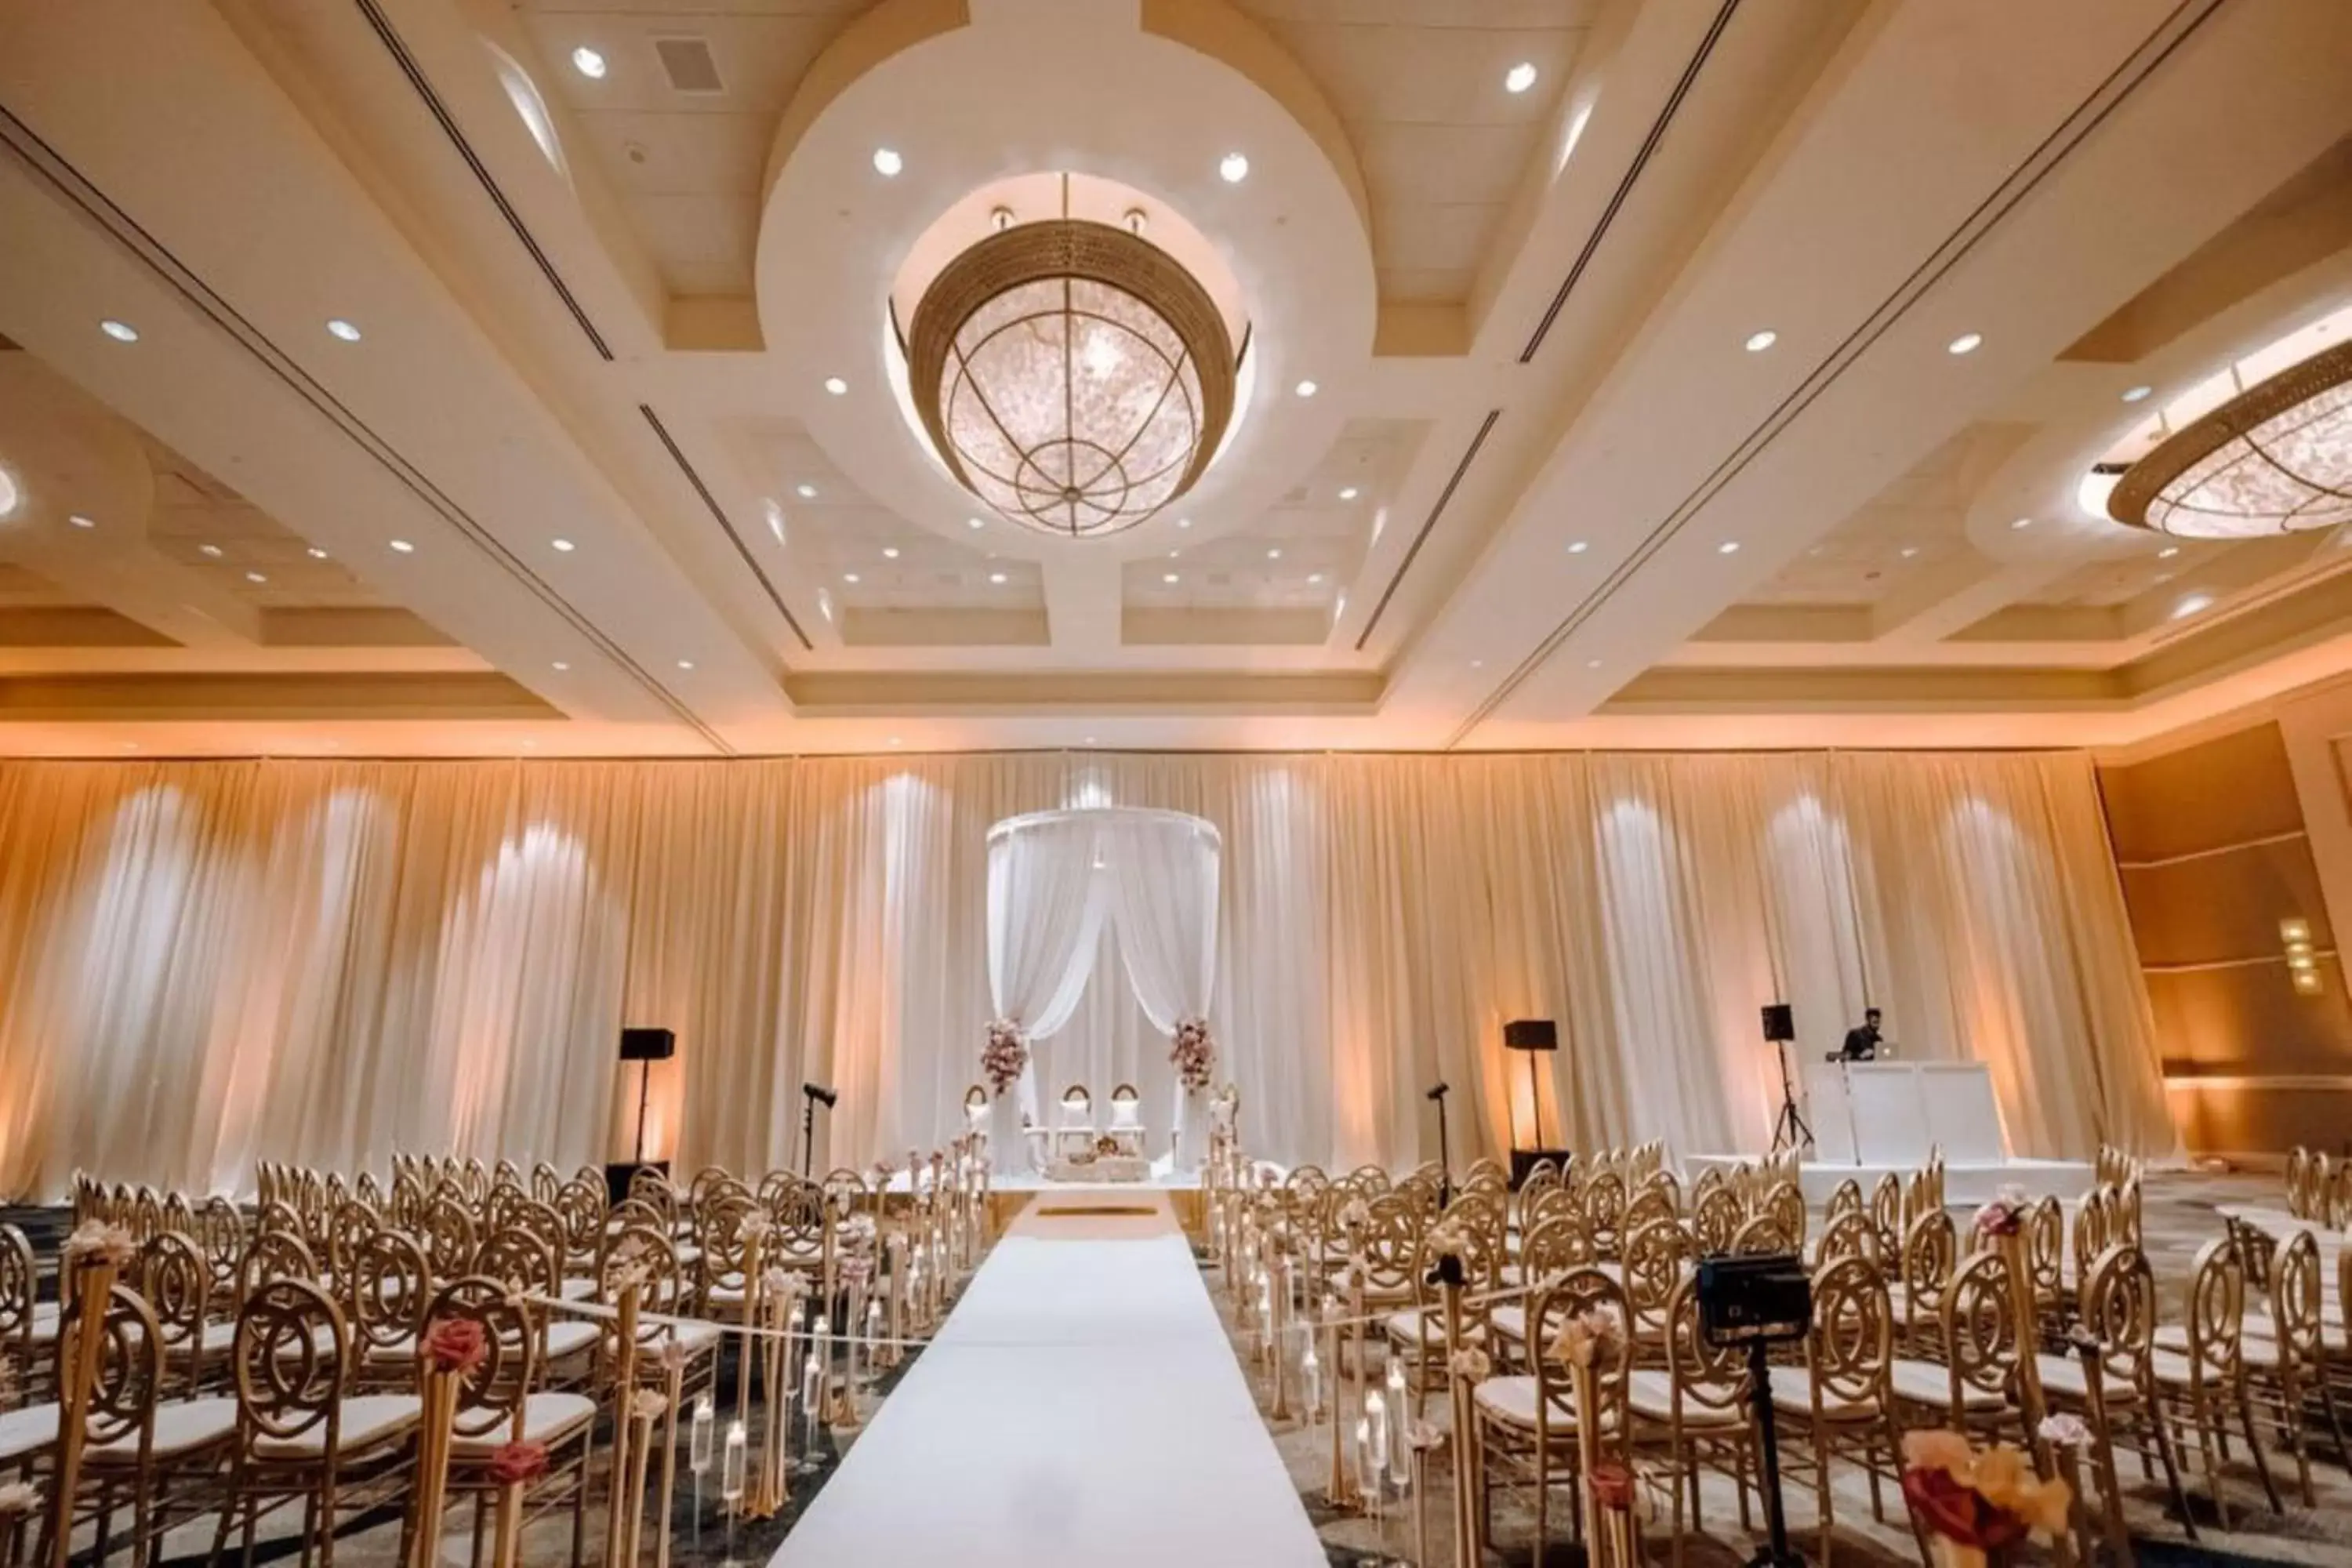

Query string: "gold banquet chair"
[2150, 1236, 2281, 1530]
[428, 1278, 596, 1568]
[1772, 1256, 1906, 1568]
[1472, 1265, 1632, 1566]
[1628, 1273, 1758, 1568]
[211, 1276, 421, 1568]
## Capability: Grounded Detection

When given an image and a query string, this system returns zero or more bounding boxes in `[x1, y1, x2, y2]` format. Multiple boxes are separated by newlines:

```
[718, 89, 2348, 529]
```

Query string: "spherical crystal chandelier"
[2108, 337, 2352, 539]
[906, 219, 1237, 538]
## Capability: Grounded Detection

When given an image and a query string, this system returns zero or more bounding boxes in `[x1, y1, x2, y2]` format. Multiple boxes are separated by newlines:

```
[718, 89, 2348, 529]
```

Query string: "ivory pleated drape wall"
[0, 750, 2176, 1199]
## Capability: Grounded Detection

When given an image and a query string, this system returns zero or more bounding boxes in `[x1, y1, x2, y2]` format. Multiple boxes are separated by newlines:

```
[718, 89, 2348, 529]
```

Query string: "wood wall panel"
[2100, 721, 2305, 862]
[2118, 840, 2332, 967]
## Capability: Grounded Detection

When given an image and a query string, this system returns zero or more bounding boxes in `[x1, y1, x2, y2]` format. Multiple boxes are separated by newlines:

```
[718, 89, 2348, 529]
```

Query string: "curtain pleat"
[0, 750, 2174, 1198]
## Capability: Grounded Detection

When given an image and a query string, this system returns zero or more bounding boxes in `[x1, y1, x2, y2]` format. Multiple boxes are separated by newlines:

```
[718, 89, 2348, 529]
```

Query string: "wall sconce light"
[2281, 918, 2323, 996]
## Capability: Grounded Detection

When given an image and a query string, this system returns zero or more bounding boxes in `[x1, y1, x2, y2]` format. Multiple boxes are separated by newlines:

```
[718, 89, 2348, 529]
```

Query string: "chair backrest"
[1354, 1192, 1426, 1299]
[2072, 1186, 2114, 1284]
[2285, 1146, 2313, 1217]
[2178, 1236, 2244, 1388]
[1529, 1266, 1632, 1456]
[0, 1224, 34, 1357]
[1761, 1180, 1807, 1249]
[1940, 1249, 2020, 1417]
[1824, 1178, 1863, 1223]
[1621, 1218, 1686, 1346]
[1814, 1209, 1878, 1270]
[195, 1196, 245, 1294]
[416, 1195, 478, 1283]
[236, 1229, 320, 1312]
[1058, 1086, 1091, 1126]
[2026, 1196, 2064, 1308]
[1583, 1169, 1628, 1258]
[342, 1227, 432, 1359]
[1868, 1171, 1904, 1262]
[1662, 1273, 1748, 1425]
[1806, 1256, 1893, 1414]
[1690, 1184, 1744, 1254]
[1730, 1211, 1794, 1255]
[2266, 1229, 2325, 1363]
[233, 1276, 350, 1445]
[2077, 1242, 2157, 1388]
[472, 1225, 560, 1303]
[142, 1231, 213, 1377]
[424, 1276, 537, 1440]
[60, 1283, 163, 1455]
[1899, 1209, 1957, 1330]
[556, 1178, 608, 1268]
[1109, 1084, 1142, 1129]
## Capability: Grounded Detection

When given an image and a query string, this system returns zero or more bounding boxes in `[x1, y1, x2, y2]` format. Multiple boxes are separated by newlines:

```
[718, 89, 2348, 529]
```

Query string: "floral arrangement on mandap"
[982, 1018, 1028, 1097]
[1901, 1429, 2070, 1568]
[1171, 1016, 1215, 1092]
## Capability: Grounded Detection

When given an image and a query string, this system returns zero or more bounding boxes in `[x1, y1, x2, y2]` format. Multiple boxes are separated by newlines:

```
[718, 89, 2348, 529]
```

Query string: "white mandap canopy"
[985, 806, 1220, 1166]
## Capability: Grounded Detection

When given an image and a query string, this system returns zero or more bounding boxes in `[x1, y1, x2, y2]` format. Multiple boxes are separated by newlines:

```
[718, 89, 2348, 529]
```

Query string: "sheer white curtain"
[0, 750, 2176, 1198]
[984, 811, 1109, 1143]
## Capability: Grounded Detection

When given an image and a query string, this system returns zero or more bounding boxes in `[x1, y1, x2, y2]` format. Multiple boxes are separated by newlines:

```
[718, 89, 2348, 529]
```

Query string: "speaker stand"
[1768, 1040, 1813, 1156]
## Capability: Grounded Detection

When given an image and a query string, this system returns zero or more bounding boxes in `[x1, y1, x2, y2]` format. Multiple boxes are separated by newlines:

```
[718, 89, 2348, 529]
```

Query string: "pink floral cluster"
[982, 1019, 1028, 1096]
[1171, 1017, 1215, 1092]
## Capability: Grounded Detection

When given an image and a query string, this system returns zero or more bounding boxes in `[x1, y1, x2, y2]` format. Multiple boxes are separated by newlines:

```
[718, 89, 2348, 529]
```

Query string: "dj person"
[1837, 1007, 1889, 1062]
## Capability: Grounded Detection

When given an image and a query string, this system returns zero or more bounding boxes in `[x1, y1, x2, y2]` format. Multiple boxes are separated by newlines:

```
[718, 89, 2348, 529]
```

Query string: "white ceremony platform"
[768, 1189, 1324, 1568]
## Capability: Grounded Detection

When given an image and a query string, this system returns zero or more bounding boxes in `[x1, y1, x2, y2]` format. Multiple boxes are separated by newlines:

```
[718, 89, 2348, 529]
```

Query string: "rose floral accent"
[64, 1220, 136, 1269]
[629, 1387, 669, 1422]
[1547, 1305, 1626, 1370]
[1171, 1017, 1215, 1092]
[1405, 1419, 1445, 1454]
[1972, 1185, 2032, 1240]
[839, 1255, 875, 1293]
[2037, 1413, 2091, 1451]
[485, 1440, 549, 1486]
[1900, 1427, 2071, 1568]
[422, 1316, 488, 1375]
[1338, 1198, 1371, 1232]
[1447, 1347, 1490, 1383]
[1425, 1220, 1472, 1266]
[0, 1481, 36, 1516]
[982, 1020, 1029, 1097]
[660, 1338, 688, 1374]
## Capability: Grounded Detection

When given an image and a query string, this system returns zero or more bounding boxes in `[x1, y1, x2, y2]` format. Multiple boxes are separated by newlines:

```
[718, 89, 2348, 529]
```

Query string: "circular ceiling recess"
[906, 217, 1238, 539]
[2106, 327, 2352, 539]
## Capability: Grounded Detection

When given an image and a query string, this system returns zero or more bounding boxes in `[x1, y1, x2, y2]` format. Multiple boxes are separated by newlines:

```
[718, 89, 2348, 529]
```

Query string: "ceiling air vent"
[652, 36, 724, 96]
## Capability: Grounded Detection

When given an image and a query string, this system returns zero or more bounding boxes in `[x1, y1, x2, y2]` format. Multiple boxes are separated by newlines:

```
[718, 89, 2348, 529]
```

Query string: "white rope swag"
[982, 806, 1221, 1172]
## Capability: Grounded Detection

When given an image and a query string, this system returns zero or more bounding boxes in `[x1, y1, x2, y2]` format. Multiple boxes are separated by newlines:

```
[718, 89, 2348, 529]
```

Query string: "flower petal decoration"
[485, 1439, 549, 1486]
[422, 1316, 488, 1375]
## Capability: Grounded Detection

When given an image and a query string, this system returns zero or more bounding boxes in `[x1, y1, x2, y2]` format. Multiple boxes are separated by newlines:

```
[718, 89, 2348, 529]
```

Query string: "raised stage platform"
[1686, 1153, 2093, 1207]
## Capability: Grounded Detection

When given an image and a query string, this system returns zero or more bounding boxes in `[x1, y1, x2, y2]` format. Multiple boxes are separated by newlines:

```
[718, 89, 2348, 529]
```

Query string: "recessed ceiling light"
[199, 543, 223, 558]
[1947, 332, 1983, 355]
[989, 571, 1007, 584]
[306, 546, 328, 559]
[570, 45, 606, 78]
[1167, 549, 1180, 558]
[1504, 61, 1538, 94]
[1470, 659, 1483, 670]
[551, 538, 575, 552]
[1175, 516, 1192, 529]
[2172, 592, 2214, 620]
[843, 572, 860, 583]
[1339, 487, 1359, 501]
[888, 736, 902, 747]
[245, 571, 268, 584]
[1294, 379, 1318, 397]
[1218, 152, 1249, 183]
[677, 659, 695, 670]
[1899, 546, 1919, 559]
[1083, 736, 1097, 746]
[389, 539, 415, 553]
[1566, 539, 1589, 554]
[1716, 540, 1740, 554]
[552, 662, 569, 672]
[326, 319, 361, 343]
[2009, 517, 2033, 530]
[872, 147, 903, 177]
[1266, 547, 1282, 560]
[1163, 572, 1179, 584]
[1308, 572, 1325, 584]
[2122, 384, 2152, 403]
[0, 469, 15, 518]
[1744, 329, 1777, 353]
[823, 376, 848, 397]
[2158, 546, 2180, 559]
[69, 514, 96, 530]
[100, 319, 139, 343]
[797, 484, 818, 499]
[881, 546, 900, 559]
[1586, 659, 1602, 670]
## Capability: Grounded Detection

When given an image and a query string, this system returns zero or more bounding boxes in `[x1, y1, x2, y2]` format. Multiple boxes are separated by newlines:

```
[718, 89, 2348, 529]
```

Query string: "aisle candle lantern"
[1385, 1360, 1409, 1487]
[689, 1395, 713, 1551]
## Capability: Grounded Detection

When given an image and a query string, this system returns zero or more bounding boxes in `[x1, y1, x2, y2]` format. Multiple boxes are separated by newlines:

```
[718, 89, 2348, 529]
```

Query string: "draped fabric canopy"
[0, 750, 2176, 1199]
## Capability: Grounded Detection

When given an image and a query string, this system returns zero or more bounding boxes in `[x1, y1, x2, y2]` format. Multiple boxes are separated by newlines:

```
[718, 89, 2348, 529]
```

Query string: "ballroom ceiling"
[1, 0, 2350, 757]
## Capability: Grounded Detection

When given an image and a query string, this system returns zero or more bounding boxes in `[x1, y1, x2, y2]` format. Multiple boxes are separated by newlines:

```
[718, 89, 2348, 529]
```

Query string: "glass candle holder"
[721, 1419, 746, 1505]
[1301, 1341, 1323, 1421]
[690, 1394, 715, 1475]
[1365, 1388, 1389, 1476]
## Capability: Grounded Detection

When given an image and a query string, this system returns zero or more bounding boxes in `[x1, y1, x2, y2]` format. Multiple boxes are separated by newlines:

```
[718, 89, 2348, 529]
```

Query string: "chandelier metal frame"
[906, 219, 1237, 538]
[2109, 336, 2352, 537]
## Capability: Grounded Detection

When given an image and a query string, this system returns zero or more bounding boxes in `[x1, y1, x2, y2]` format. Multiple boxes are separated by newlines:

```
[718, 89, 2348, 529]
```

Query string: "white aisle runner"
[768, 1191, 1326, 1568]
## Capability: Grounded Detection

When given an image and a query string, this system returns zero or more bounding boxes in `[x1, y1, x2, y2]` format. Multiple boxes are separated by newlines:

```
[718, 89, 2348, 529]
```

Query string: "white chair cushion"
[559, 1277, 598, 1301]
[670, 1320, 723, 1357]
[452, 1392, 596, 1458]
[90, 1398, 238, 1461]
[2152, 1325, 2278, 1370]
[1109, 1102, 1142, 1130]
[1626, 1369, 1745, 1427]
[543, 1320, 598, 1360]
[1473, 1376, 1615, 1432]
[29, 1303, 60, 1345]
[1889, 1357, 2005, 1412]
[252, 1394, 421, 1460]
[1767, 1368, 1882, 1421]
[2034, 1352, 2142, 1405]
[1490, 1305, 1526, 1345]
[0, 1402, 58, 1463]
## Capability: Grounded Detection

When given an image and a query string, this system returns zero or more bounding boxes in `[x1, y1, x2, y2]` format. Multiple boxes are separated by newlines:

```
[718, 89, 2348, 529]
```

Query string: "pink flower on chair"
[422, 1316, 488, 1375]
[485, 1440, 548, 1486]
